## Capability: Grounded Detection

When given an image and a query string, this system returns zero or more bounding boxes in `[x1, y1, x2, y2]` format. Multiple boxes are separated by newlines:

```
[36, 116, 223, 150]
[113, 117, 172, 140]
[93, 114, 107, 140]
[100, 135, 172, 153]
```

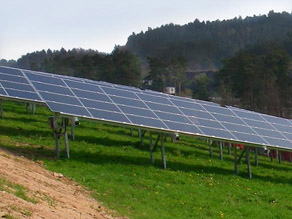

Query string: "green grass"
[0, 177, 37, 204]
[1, 101, 292, 218]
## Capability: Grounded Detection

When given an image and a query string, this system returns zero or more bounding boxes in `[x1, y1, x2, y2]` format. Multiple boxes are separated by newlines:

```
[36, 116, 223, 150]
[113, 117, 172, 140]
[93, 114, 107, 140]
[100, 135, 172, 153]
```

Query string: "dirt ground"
[0, 148, 121, 219]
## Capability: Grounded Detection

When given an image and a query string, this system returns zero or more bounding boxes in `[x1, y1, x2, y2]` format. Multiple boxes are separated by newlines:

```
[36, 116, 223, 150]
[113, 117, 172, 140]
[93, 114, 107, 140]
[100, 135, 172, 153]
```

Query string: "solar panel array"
[1, 66, 292, 151]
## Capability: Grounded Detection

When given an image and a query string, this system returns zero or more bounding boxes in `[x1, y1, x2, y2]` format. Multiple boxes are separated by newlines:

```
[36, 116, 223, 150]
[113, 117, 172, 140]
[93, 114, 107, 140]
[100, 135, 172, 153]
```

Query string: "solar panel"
[0, 88, 7, 96]
[126, 115, 167, 129]
[118, 105, 157, 118]
[89, 108, 130, 123]
[145, 102, 182, 114]
[3, 66, 292, 152]
[46, 101, 91, 117]
[64, 80, 103, 93]
[81, 99, 120, 112]
[0, 67, 23, 76]
[33, 82, 74, 96]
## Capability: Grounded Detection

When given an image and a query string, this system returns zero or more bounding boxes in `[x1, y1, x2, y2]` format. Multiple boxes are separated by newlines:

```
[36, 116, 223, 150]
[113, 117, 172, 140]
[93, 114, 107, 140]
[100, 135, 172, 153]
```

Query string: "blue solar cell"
[168, 95, 196, 103]
[65, 80, 103, 93]
[33, 82, 73, 96]
[46, 101, 91, 117]
[180, 108, 213, 120]
[252, 127, 284, 139]
[170, 99, 205, 111]
[127, 115, 167, 129]
[101, 86, 138, 99]
[0, 73, 29, 84]
[85, 80, 113, 88]
[114, 84, 141, 93]
[0, 88, 7, 96]
[223, 123, 256, 134]
[194, 99, 219, 106]
[211, 113, 244, 124]
[242, 118, 274, 130]
[72, 89, 111, 102]
[263, 136, 292, 149]
[143, 90, 168, 97]
[118, 105, 157, 118]
[272, 124, 292, 134]
[25, 71, 66, 86]
[39, 92, 81, 106]
[80, 99, 120, 112]
[56, 75, 84, 82]
[199, 126, 235, 140]
[1, 81, 35, 92]
[89, 108, 130, 123]
[231, 132, 266, 145]
[190, 117, 225, 129]
[163, 121, 203, 134]
[261, 114, 291, 126]
[110, 95, 148, 108]
[145, 102, 182, 114]
[0, 67, 23, 76]
[155, 111, 191, 124]
[137, 93, 173, 105]
[203, 105, 236, 116]
[231, 109, 264, 121]
[281, 132, 292, 141]
[5, 89, 41, 101]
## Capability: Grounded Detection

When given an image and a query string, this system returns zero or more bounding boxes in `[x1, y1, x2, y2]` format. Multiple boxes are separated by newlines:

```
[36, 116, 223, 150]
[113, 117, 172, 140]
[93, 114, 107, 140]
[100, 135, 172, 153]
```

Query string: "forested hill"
[125, 11, 292, 71]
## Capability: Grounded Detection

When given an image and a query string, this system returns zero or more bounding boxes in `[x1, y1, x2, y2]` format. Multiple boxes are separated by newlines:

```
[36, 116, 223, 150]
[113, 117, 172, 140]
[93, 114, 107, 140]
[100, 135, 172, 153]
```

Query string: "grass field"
[1, 101, 292, 218]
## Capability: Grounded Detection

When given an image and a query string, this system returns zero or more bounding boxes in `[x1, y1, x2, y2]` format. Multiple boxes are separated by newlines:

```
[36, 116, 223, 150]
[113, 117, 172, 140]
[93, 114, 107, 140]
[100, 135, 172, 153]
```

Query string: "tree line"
[1, 48, 141, 87]
[215, 36, 292, 117]
[125, 11, 292, 71]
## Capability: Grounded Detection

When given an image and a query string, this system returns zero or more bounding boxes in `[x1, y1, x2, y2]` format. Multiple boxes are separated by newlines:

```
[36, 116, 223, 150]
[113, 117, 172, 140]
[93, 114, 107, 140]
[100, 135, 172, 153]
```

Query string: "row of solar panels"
[1, 66, 292, 150]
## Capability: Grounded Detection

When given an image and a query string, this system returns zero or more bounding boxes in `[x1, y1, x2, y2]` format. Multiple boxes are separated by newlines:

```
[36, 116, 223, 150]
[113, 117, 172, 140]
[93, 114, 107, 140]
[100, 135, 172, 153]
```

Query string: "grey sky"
[1, 0, 291, 60]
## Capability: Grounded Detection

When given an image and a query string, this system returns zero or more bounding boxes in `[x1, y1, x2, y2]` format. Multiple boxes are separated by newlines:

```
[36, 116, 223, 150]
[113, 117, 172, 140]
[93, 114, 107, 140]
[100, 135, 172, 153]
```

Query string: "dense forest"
[215, 36, 292, 117]
[125, 11, 292, 71]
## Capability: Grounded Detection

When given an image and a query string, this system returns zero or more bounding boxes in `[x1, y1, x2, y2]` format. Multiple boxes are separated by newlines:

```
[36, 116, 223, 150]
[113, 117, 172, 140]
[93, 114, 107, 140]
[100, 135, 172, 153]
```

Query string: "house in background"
[165, 87, 176, 95]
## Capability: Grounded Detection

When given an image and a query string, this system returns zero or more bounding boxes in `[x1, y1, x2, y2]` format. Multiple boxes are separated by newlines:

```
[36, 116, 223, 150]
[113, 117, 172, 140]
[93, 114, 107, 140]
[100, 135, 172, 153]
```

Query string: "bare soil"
[0, 148, 120, 219]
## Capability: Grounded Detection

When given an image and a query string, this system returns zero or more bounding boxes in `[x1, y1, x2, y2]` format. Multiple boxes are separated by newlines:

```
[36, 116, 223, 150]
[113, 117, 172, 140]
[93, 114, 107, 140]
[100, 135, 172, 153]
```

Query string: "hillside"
[1, 101, 292, 218]
[0, 147, 113, 218]
[125, 11, 292, 71]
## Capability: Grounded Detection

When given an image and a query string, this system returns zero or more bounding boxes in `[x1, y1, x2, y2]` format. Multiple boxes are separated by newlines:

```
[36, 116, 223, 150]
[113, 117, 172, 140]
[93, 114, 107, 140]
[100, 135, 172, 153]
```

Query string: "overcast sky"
[1, 0, 291, 60]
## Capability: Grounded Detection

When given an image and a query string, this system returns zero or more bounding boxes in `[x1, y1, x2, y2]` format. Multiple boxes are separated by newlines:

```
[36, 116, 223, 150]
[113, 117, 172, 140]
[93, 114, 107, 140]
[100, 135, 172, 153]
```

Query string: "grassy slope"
[1, 101, 292, 218]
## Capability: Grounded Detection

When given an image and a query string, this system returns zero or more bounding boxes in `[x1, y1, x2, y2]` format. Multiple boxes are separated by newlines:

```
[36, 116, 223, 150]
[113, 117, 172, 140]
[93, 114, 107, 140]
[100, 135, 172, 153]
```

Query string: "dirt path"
[0, 148, 119, 219]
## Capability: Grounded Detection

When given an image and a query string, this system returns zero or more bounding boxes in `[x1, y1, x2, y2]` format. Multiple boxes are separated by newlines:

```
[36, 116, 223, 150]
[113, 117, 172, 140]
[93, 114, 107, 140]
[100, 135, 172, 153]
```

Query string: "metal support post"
[130, 128, 133, 136]
[228, 143, 231, 155]
[26, 103, 29, 114]
[149, 134, 161, 164]
[255, 147, 258, 166]
[236, 147, 247, 164]
[278, 151, 282, 164]
[70, 118, 75, 141]
[54, 132, 60, 158]
[63, 118, 70, 158]
[234, 144, 238, 175]
[246, 147, 252, 179]
[51, 115, 70, 159]
[219, 142, 223, 160]
[160, 133, 166, 169]
[0, 100, 3, 120]
[139, 130, 146, 146]
[270, 150, 273, 162]
[209, 140, 213, 158]
[149, 131, 154, 163]
[31, 103, 36, 115]
[289, 153, 292, 163]
[53, 115, 60, 158]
